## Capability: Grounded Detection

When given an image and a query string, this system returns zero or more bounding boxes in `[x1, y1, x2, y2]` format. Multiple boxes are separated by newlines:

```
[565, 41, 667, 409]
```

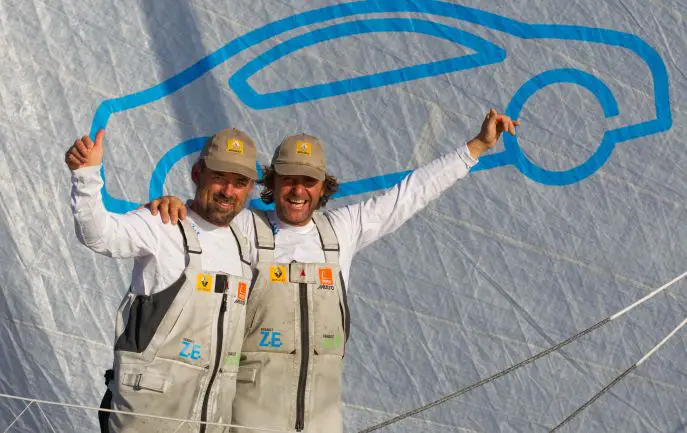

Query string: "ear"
[191, 162, 202, 185]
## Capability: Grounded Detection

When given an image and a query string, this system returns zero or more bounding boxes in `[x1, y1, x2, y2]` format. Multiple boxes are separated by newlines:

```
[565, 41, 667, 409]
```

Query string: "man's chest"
[273, 230, 326, 263]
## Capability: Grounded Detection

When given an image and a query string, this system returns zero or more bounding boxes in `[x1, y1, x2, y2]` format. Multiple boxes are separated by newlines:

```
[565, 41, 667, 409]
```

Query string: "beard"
[202, 194, 240, 226]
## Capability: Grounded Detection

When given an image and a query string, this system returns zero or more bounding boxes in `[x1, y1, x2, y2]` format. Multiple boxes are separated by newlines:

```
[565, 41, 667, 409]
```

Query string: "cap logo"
[296, 141, 312, 155]
[227, 139, 244, 155]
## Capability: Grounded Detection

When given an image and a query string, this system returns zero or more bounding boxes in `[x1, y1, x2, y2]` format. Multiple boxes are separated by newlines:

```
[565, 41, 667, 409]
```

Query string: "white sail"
[0, 1, 685, 431]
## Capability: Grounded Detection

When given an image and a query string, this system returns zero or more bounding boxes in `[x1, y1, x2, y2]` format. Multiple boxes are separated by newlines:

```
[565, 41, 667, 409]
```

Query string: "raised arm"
[328, 109, 518, 253]
[67, 130, 160, 258]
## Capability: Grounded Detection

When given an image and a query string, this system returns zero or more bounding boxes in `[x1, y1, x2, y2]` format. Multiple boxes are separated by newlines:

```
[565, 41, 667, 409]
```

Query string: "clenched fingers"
[65, 153, 83, 169]
[69, 144, 88, 163]
[75, 139, 90, 159]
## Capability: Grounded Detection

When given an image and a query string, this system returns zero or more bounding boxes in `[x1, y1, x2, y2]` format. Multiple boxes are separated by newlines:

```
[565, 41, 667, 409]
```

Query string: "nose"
[220, 182, 238, 197]
[290, 183, 306, 195]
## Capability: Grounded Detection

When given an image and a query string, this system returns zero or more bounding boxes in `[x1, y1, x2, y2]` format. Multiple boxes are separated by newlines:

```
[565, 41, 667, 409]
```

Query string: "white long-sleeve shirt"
[231, 144, 477, 286]
[72, 144, 476, 293]
[71, 166, 251, 296]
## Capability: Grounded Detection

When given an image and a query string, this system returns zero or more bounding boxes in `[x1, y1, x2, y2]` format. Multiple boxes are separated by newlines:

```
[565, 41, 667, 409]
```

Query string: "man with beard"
[151, 109, 519, 432]
[66, 128, 258, 432]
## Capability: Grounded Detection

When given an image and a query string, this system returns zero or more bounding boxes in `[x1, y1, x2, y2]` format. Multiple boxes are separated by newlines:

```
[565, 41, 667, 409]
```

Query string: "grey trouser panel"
[107, 220, 252, 433]
[232, 211, 351, 433]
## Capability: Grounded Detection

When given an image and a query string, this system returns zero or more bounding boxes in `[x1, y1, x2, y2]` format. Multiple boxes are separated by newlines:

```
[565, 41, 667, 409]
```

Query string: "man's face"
[274, 174, 325, 226]
[192, 164, 254, 226]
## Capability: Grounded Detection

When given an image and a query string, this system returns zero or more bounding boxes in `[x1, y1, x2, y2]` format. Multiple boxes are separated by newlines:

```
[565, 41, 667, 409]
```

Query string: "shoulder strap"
[312, 212, 339, 263]
[252, 210, 275, 262]
[178, 220, 202, 269]
[229, 220, 253, 277]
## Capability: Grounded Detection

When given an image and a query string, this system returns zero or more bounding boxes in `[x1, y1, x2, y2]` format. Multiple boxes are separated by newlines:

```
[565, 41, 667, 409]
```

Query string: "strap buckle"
[133, 374, 143, 391]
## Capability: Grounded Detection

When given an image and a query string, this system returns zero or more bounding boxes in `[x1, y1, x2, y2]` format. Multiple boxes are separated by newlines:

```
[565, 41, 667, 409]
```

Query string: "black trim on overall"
[113, 276, 187, 353]
[339, 271, 351, 345]
[200, 291, 228, 433]
[295, 282, 310, 432]
[98, 370, 115, 433]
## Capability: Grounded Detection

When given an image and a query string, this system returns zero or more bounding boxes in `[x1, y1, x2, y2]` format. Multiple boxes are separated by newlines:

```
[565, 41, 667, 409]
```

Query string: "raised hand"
[467, 109, 520, 159]
[65, 129, 105, 170]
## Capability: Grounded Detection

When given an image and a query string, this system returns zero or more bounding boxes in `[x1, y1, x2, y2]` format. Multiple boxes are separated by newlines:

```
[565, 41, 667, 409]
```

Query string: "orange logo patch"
[196, 273, 213, 292]
[319, 268, 334, 285]
[237, 281, 247, 302]
[296, 141, 311, 155]
[270, 265, 287, 283]
[226, 139, 244, 154]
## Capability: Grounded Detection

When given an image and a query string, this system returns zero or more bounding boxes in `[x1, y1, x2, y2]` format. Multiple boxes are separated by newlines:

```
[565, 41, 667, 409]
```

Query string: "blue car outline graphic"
[89, 0, 672, 213]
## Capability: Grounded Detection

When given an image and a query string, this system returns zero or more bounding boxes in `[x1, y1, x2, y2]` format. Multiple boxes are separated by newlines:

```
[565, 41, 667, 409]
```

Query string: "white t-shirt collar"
[266, 210, 316, 235]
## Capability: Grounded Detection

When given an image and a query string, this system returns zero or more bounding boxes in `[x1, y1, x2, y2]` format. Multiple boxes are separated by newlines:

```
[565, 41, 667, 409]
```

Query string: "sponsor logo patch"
[227, 139, 244, 154]
[179, 338, 202, 360]
[319, 267, 334, 285]
[259, 329, 283, 348]
[223, 352, 240, 366]
[270, 265, 287, 283]
[196, 273, 213, 292]
[322, 334, 342, 349]
[236, 281, 247, 303]
[296, 141, 312, 155]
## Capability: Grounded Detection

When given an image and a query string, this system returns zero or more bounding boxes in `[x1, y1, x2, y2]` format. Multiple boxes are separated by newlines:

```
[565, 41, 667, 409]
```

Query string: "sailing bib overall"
[103, 220, 252, 432]
[232, 211, 351, 433]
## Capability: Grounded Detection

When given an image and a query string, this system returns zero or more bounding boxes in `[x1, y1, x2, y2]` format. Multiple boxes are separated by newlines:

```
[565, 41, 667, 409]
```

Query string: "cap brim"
[205, 158, 258, 180]
[273, 162, 325, 181]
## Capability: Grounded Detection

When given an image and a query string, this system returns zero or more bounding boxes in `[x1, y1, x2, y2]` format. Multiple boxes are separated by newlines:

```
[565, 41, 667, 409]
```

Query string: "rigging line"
[550, 317, 687, 432]
[172, 419, 189, 433]
[0, 394, 291, 433]
[3, 401, 33, 433]
[36, 404, 58, 433]
[359, 269, 687, 433]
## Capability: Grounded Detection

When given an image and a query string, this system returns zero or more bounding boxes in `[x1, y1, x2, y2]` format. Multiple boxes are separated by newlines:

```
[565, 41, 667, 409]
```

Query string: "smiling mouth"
[285, 197, 307, 209]
[214, 197, 237, 210]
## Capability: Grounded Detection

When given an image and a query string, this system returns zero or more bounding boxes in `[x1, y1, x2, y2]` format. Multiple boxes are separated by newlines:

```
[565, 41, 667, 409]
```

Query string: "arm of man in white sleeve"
[327, 109, 518, 254]
[67, 130, 160, 258]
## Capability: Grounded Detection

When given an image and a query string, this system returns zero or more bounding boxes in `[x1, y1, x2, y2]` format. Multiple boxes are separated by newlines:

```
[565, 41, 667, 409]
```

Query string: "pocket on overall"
[112, 361, 207, 431]
[212, 368, 239, 426]
[111, 289, 225, 428]
[310, 354, 344, 426]
[155, 289, 225, 368]
[312, 280, 345, 357]
[242, 277, 297, 355]
[114, 273, 189, 355]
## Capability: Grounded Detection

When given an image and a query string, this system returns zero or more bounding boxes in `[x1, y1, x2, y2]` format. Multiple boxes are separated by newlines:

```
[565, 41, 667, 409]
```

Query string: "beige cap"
[271, 133, 327, 181]
[200, 128, 258, 180]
